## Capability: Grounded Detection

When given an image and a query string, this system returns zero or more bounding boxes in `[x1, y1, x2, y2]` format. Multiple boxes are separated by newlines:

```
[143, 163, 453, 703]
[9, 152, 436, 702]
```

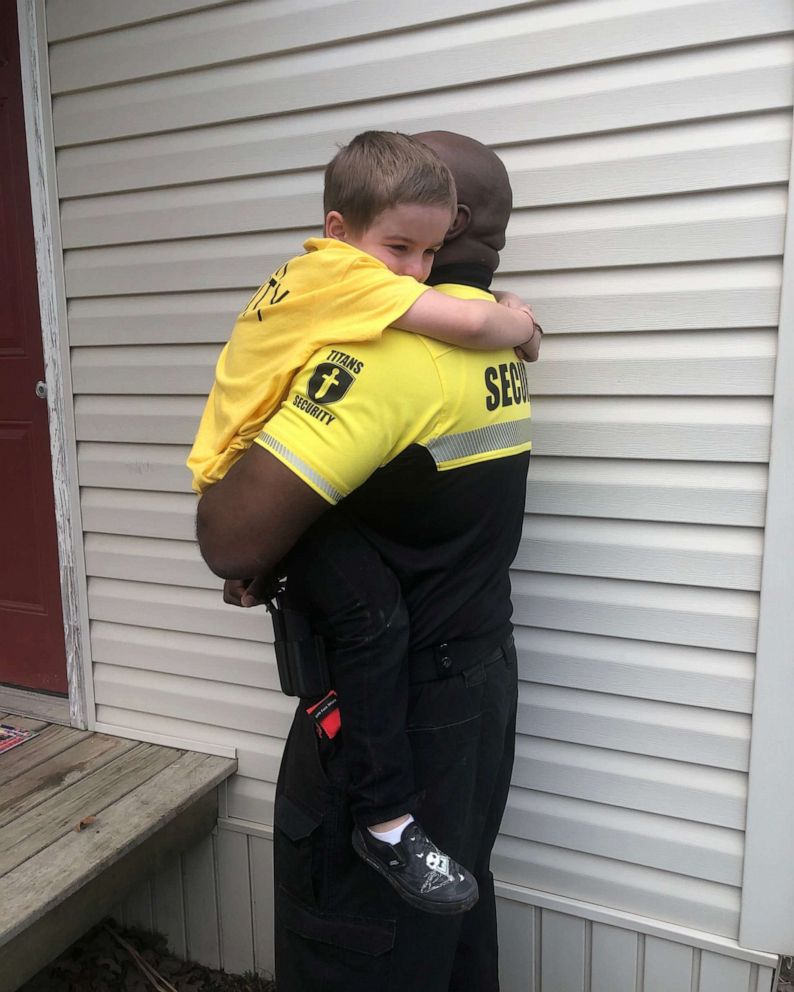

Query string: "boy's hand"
[223, 576, 271, 608]
[494, 291, 543, 362]
[514, 320, 543, 363]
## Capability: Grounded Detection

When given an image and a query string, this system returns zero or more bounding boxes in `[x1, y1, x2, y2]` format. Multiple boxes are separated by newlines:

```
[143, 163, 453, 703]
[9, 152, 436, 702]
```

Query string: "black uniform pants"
[273, 631, 518, 991]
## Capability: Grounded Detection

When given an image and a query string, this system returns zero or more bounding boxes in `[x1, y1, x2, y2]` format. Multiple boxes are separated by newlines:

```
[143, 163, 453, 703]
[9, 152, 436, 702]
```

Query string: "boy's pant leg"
[282, 515, 417, 825]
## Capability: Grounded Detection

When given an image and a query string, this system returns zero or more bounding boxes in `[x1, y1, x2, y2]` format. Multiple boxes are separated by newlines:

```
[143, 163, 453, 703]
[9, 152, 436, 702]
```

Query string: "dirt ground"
[19, 921, 275, 992]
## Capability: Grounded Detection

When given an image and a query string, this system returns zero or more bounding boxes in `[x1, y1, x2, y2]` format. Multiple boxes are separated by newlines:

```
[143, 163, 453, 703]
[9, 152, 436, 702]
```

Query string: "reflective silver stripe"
[425, 418, 532, 465]
[257, 433, 344, 503]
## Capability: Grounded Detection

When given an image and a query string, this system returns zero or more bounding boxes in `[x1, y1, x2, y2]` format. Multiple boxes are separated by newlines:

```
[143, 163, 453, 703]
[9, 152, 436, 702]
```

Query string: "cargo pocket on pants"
[277, 884, 395, 989]
[274, 793, 326, 907]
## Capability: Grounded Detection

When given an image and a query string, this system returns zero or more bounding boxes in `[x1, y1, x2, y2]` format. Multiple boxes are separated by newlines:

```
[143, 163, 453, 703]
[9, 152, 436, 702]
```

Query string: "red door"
[0, 0, 67, 694]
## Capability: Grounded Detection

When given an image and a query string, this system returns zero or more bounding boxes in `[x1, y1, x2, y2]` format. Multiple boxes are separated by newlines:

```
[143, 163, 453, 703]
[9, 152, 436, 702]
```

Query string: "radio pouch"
[268, 593, 331, 699]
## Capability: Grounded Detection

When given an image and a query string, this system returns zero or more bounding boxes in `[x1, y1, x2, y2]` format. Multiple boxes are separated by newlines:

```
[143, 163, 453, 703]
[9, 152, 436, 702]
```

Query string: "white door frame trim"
[15, 0, 94, 729]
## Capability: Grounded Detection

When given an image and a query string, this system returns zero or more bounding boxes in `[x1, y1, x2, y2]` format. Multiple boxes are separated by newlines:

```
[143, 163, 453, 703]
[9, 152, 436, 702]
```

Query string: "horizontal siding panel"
[227, 774, 275, 825]
[531, 396, 771, 462]
[61, 114, 791, 248]
[68, 294, 242, 347]
[76, 447, 769, 531]
[517, 683, 750, 770]
[491, 835, 740, 937]
[75, 395, 204, 443]
[50, 12, 794, 145]
[72, 344, 217, 395]
[91, 620, 281, 691]
[84, 532, 217, 589]
[63, 230, 307, 298]
[501, 112, 791, 208]
[511, 572, 758, 651]
[45, 0, 238, 42]
[94, 703, 284, 782]
[524, 457, 768, 527]
[515, 516, 763, 590]
[78, 442, 193, 492]
[62, 258, 782, 339]
[515, 628, 754, 713]
[87, 577, 274, 642]
[60, 173, 787, 263]
[54, 36, 794, 192]
[82, 488, 197, 540]
[93, 662, 295, 737]
[70, 330, 777, 398]
[74, 393, 772, 457]
[530, 329, 776, 396]
[512, 737, 746, 829]
[500, 789, 743, 884]
[49, 0, 528, 92]
[83, 490, 763, 594]
[61, 171, 324, 249]
[58, 113, 790, 245]
[504, 259, 782, 334]
[502, 187, 786, 272]
[60, 212, 788, 301]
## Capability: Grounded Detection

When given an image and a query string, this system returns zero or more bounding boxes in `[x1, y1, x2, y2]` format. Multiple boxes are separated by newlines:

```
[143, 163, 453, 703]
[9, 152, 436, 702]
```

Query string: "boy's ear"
[325, 211, 348, 240]
[444, 204, 472, 243]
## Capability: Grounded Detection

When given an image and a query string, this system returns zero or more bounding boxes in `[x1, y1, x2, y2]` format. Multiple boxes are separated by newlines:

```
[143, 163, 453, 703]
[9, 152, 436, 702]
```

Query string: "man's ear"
[325, 210, 348, 240]
[444, 204, 472, 243]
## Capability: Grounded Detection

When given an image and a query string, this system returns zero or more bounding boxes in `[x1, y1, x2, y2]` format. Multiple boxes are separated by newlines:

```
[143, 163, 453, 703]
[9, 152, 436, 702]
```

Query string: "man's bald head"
[414, 131, 512, 273]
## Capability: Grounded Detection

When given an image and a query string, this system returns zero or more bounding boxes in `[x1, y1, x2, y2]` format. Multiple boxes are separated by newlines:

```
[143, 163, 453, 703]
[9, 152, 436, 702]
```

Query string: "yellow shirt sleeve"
[186, 239, 429, 493]
[254, 331, 441, 503]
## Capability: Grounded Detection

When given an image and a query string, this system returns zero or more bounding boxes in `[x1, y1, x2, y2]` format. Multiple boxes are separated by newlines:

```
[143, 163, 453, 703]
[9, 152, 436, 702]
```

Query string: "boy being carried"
[189, 131, 539, 914]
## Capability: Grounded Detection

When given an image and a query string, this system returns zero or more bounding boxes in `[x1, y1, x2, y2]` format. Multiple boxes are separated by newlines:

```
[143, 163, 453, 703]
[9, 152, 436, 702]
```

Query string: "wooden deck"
[0, 713, 236, 992]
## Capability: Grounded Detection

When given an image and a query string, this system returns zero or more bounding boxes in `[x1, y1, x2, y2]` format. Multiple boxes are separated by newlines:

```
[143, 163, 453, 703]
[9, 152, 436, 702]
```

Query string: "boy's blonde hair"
[324, 131, 457, 233]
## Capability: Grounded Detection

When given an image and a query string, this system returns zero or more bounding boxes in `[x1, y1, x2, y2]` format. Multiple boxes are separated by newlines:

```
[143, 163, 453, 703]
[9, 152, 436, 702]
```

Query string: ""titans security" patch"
[307, 362, 356, 404]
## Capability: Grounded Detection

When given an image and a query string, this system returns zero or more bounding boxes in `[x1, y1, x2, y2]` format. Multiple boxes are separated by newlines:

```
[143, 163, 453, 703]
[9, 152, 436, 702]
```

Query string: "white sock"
[368, 815, 414, 845]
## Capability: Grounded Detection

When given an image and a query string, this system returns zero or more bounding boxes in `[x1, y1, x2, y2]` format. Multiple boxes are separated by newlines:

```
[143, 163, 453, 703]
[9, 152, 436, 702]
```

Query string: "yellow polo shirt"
[255, 283, 532, 504]
[187, 238, 429, 493]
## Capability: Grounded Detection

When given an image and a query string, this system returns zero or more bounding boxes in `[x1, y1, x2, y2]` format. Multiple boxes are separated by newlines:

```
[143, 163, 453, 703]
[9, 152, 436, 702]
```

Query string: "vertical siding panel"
[183, 833, 221, 968]
[250, 834, 275, 979]
[123, 877, 154, 931]
[496, 897, 536, 992]
[153, 855, 187, 958]
[643, 936, 693, 992]
[591, 922, 638, 992]
[755, 964, 776, 992]
[540, 910, 585, 992]
[698, 950, 752, 992]
[217, 828, 255, 974]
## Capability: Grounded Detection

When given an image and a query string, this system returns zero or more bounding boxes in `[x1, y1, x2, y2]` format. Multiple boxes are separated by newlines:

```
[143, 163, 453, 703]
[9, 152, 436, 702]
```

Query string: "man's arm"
[197, 442, 328, 579]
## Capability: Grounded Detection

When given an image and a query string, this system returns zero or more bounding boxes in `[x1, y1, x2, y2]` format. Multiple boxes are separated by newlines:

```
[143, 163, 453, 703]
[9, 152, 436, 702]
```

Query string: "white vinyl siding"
[43, 0, 791, 963]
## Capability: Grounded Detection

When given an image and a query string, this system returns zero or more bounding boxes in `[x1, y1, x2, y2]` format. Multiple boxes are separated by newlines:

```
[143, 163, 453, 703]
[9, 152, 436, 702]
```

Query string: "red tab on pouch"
[306, 690, 341, 740]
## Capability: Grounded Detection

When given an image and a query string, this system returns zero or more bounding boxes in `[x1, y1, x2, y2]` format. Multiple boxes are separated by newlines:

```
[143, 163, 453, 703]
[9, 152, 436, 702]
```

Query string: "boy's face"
[326, 203, 453, 283]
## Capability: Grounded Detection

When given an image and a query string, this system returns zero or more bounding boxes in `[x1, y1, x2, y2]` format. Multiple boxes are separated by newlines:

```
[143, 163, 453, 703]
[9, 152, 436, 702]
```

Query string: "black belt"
[408, 633, 514, 684]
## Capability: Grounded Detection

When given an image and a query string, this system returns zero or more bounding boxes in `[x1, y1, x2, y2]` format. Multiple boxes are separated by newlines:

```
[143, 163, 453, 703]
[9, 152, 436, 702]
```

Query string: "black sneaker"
[352, 821, 479, 915]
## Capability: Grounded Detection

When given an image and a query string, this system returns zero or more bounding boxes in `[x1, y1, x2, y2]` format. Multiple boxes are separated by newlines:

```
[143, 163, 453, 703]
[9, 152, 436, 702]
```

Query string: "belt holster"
[267, 590, 330, 699]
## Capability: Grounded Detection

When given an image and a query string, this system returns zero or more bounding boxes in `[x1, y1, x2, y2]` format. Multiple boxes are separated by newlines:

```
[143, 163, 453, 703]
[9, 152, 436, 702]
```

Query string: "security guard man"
[197, 130, 540, 991]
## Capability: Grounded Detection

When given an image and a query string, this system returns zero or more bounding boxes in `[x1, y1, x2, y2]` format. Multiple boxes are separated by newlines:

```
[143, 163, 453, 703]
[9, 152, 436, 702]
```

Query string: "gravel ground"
[19, 922, 275, 992]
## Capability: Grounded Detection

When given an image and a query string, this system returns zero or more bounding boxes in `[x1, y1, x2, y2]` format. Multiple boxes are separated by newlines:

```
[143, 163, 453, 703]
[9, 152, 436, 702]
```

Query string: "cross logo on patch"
[307, 363, 355, 405]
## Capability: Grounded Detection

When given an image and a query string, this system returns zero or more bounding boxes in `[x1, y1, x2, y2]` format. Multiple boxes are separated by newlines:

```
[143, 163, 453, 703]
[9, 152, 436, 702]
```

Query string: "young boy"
[189, 132, 538, 914]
